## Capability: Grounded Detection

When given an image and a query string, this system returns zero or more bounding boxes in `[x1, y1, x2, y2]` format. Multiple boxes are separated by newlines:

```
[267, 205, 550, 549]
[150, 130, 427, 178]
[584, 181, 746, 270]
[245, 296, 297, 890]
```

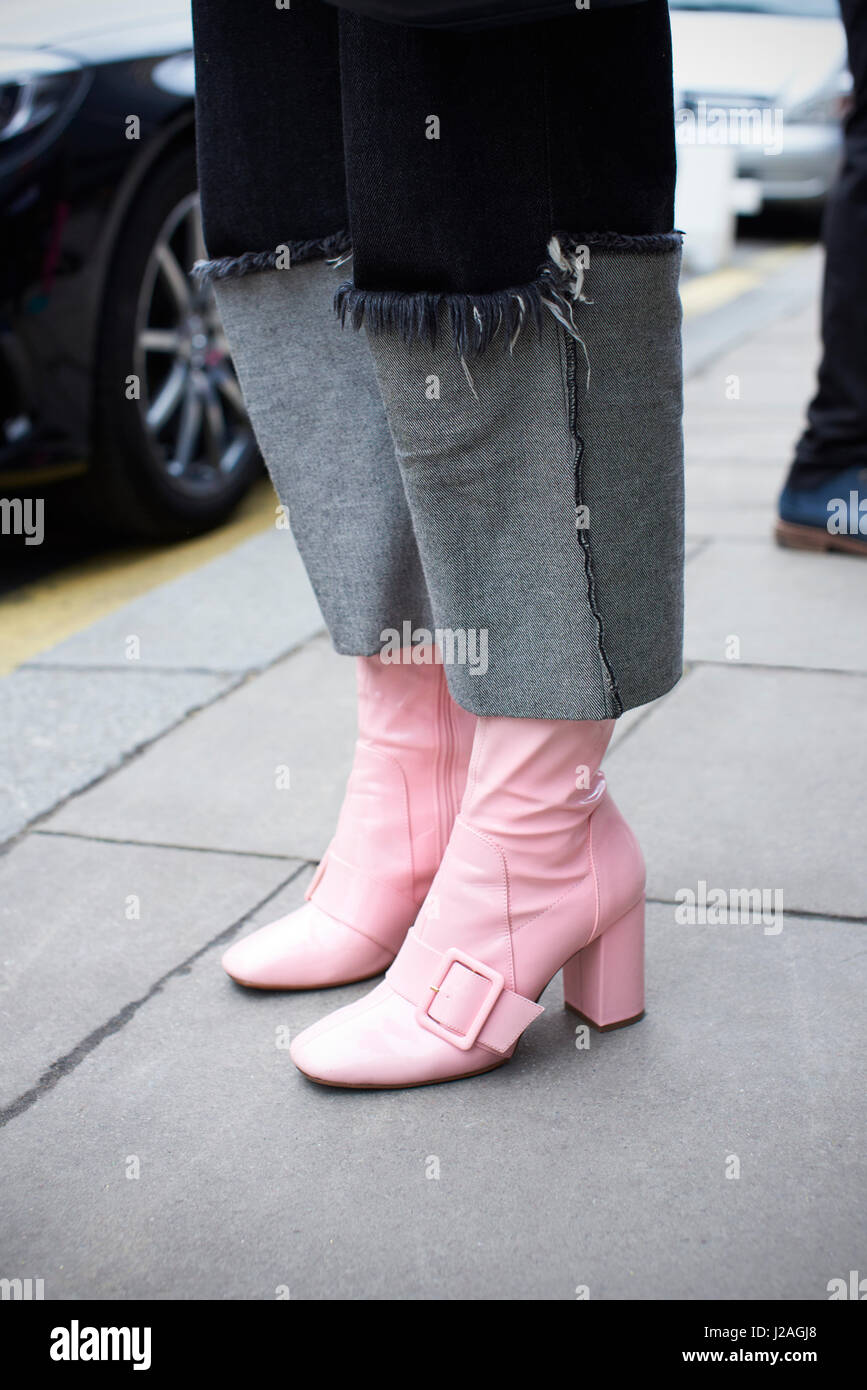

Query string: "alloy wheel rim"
[133, 192, 254, 500]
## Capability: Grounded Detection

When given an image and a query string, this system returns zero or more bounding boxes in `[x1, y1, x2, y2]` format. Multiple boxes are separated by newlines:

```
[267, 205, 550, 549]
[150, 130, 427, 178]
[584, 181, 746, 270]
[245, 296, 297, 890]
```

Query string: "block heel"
[562, 895, 645, 1031]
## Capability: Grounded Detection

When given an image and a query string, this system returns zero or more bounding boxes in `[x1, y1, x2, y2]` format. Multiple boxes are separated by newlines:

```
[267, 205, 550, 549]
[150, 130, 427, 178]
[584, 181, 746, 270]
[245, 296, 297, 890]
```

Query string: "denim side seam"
[563, 328, 624, 719]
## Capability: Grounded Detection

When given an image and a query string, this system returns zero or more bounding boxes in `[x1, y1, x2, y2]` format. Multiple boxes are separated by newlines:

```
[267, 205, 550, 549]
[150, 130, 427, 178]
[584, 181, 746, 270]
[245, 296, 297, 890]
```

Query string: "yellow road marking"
[681, 242, 807, 319]
[0, 240, 812, 677]
[0, 460, 88, 488]
[0, 477, 277, 675]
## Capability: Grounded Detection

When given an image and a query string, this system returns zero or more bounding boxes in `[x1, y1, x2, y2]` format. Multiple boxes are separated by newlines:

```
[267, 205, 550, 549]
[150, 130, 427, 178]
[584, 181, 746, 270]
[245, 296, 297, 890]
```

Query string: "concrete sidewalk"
[1, 244, 865, 1301]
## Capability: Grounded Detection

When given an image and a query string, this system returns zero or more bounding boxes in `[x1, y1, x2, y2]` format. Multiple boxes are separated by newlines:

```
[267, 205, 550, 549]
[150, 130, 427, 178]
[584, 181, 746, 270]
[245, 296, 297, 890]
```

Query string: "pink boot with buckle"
[289, 711, 646, 1086]
[222, 652, 475, 989]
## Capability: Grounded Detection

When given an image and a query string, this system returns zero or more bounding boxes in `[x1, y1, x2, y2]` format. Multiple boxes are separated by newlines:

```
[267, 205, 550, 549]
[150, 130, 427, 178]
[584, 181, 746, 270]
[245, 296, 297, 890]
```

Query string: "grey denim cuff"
[335, 230, 683, 361]
[209, 234, 684, 722]
[362, 238, 684, 720]
[213, 260, 434, 656]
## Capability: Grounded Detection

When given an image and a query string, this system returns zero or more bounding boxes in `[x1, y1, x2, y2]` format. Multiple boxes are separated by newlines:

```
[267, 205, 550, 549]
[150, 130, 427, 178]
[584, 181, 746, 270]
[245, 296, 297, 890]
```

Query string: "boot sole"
[295, 1057, 510, 1090]
[225, 963, 392, 992]
[775, 519, 867, 556]
[564, 1004, 646, 1031]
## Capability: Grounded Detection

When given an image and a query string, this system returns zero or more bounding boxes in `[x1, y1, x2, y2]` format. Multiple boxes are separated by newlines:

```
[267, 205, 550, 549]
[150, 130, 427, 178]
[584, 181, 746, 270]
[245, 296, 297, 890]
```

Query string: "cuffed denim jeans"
[195, 0, 685, 720]
[787, 0, 867, 487]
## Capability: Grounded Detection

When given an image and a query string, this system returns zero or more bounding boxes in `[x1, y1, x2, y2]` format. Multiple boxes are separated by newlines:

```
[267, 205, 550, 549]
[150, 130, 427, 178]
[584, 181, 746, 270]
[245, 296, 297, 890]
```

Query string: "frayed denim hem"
[333, 230, 683, 359]
[191, 229, 352, 285]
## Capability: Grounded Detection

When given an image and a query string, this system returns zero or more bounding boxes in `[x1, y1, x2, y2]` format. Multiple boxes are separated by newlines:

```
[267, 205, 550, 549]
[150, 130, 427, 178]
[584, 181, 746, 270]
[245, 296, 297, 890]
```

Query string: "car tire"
[87, 143, 260, 541]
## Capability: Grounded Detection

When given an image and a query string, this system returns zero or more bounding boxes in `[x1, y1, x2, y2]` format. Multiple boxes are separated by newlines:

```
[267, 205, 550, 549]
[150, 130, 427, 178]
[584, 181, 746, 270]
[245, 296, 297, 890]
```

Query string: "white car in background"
[670, 0, 850, 215]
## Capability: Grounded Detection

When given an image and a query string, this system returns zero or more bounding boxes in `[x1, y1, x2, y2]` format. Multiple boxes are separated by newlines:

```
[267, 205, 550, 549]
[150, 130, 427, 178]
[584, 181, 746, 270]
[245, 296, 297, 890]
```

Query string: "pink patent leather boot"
[290, 713, 646, 1086]
[222, 653, 475, 989]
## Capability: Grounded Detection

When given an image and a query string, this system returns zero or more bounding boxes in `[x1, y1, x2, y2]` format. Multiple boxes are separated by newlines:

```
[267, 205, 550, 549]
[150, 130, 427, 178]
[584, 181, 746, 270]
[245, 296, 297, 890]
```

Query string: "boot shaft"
[341, 653, 475, 896]
[418, 712, 644, 973]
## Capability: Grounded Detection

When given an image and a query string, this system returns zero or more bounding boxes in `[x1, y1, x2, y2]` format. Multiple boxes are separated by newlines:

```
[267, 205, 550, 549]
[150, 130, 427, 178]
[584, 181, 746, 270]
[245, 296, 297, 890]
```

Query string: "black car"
[0, 0, 258, 540]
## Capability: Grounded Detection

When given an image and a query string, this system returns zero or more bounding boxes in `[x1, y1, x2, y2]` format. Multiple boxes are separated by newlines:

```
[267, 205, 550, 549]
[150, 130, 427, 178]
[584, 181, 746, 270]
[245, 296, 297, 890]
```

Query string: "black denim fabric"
[322, 0, 649, 30]
[193, 1, 347, 260]
[191, 0, 676, 296]
[788, 0, 867, 486]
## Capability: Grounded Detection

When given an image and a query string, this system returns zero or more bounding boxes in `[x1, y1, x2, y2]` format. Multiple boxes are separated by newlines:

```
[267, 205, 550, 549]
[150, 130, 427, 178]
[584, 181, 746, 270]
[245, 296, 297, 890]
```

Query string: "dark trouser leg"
[192, 0, 433, 651]
[788, 0, 867, 488]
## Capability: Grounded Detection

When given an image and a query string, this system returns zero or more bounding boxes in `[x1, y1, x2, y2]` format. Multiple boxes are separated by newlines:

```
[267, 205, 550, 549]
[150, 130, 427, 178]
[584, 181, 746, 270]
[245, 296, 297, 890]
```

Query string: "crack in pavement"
[0, 631, 331, 860]
[0, 862, 312, 1131]
[32, 829, 305, 862]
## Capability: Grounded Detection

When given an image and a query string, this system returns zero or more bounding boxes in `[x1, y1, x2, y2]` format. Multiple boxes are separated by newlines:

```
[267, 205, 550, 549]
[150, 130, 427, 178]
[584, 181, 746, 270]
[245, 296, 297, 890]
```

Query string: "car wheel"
[88, 143, 259, 540]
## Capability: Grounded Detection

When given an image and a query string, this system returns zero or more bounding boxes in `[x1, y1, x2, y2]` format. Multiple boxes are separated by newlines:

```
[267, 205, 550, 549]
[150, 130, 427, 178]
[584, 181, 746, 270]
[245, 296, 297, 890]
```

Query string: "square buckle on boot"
[415, 947, 505, 1051]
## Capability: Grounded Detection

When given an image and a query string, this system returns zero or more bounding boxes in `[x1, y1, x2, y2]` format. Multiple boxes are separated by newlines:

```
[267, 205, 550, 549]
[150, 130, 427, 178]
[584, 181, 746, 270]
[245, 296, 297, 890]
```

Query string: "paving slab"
[684, 418, 800, 466]
[685, 539, 867, 673]
[0, 667, 230, 845]
[716, 321, 820, 357]
[606, 663, 867, 921]
[685, 507, 777, 541]
[682, 245, 821, 378]
[44, 636, 358, 861]
[25, 528, 324, 674]
[704, 357, 819, 395]
[0, 835, 302, 1114]
[686, 366, 816, 412]
[0, 898, 862, 1300]
[685, 460, 784, 511]
[757, 301, 819, 341]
